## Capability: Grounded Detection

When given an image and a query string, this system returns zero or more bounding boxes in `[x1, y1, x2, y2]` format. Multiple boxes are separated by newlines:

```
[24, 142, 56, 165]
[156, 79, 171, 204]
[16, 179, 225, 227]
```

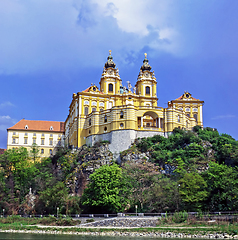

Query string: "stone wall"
[80, 217, 158, 228]
[86, 129, 171, 157]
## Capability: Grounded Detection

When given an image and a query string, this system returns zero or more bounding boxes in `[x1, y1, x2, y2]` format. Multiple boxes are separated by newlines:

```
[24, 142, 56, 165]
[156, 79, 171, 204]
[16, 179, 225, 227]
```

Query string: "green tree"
[178, 172, 208, 211]
[122, 161, 160, 212]
[38, 181, 68, 214]
[81, 164, 127, 213]
[30, 143, 40, 163]
[202, 162, 238, 211]
[0, 148, 37, 214]
[148, 177, 178, 212]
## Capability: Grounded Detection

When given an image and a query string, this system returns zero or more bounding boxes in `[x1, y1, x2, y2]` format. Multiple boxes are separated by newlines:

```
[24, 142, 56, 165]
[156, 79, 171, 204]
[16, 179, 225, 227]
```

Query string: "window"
[120, 111, 124, 119]
[186, 113, 190, 117]
[42, 133, 44, 137]
[109, 83, 113, 92]
[146, 123, 150, 127]
[84, 107, 88, 115]
[178, 115, 180, 123]
[50, 134, 53, 137]
[24, 138, 27, 144]
[25, 125, 28, 129]
[50, 126, 53, 130]
[33, 133, 36, 136]
[89, 130, 91, 134]
[41, 149, 44, 154]
[145, 86, 150, 95]
[12, 138, 16, 144]
[33, 139, 36, 144]
[194, 114, 198, 122]
[13, 132, 16, 135]
[41, 139, 44, 145]
[25, 132, 28, 136]
[58, 134, 61, 138]
[120, 123, 124, 128]
[104, 127, 107, 131]
[49, 149, 53, 155]
[50, 140, 53, 145]
[92, 108, 96, 112]
[89, 119, 91, 126]
[104, 115, 107, 123]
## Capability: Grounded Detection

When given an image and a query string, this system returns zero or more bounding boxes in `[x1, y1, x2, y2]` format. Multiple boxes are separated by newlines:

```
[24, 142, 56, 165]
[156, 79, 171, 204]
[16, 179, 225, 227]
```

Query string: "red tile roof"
[8, 119, 65, 132]
[82, 86, 104, 94]
[83, 87, 90, 92]
[0, 148, 6, 155]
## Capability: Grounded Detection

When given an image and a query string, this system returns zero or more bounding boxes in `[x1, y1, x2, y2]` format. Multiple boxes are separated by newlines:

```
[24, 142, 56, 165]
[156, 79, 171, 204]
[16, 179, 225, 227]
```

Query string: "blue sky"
[1, 0, 238, 148]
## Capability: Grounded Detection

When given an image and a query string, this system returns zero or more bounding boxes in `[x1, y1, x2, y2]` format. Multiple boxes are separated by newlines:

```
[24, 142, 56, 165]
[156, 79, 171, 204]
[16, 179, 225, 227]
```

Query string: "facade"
[65, 51, 204, 154]
[7, 119, 64, 158]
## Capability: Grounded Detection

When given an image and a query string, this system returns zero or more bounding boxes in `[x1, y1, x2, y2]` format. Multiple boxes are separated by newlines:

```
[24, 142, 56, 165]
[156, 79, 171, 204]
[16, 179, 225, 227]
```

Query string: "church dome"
[140, 53, 151, 71]
[105, 50, 116, 69]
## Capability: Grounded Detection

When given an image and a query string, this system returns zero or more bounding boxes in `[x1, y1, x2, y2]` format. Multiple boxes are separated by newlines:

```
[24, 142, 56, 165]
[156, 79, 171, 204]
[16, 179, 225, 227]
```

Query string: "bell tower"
[135, 53, 157, 99]
[99, 50, 122, 95]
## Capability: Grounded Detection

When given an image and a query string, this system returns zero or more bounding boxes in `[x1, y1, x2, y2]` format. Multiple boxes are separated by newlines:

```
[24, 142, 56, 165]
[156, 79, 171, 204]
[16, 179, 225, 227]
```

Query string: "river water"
[0, 232, 161, 240]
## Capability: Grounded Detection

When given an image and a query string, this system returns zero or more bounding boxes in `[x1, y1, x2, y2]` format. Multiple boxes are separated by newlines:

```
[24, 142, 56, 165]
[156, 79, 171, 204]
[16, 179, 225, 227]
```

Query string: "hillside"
[0, 126, 238, 215]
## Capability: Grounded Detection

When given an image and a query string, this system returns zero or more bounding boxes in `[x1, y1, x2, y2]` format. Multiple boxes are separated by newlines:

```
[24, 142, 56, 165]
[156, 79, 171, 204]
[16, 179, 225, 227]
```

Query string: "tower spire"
[140, 52, 151, 71]
[105, 50, 116, 69]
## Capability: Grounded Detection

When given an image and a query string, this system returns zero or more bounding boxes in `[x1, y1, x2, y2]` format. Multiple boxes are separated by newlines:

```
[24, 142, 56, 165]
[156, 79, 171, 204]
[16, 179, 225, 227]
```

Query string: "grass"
[0, 215, 81, 227]
[0, 216, 237, 236]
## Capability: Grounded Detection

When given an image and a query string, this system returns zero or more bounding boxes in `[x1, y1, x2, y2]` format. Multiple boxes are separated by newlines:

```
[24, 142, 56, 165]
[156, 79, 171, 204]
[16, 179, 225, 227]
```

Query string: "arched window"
[178, 115, 180, 123]
[49, 149, 53, 155]
[84, 107, 88, 115]
[109, 83, 113, 92]
[145, 86, 150, 95]
[104, 115, 107, 123]
[120, 111, 124, 119]
[89, 118, 91, 126]
[92, 108, 96, 112]
[25, 125, 28, 129]
[194, 114, 198, 122]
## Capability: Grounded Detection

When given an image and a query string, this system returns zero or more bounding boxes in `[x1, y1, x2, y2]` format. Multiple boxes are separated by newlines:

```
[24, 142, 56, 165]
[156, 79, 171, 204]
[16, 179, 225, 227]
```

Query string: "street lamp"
[177, 184, 180, 211]
[57, 207, 59, 218]
[135, 205, 138, 217]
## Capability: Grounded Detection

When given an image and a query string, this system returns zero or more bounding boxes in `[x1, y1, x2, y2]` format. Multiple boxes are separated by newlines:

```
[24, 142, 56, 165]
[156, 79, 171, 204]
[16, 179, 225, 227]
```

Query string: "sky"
[1, 0, 238, 148]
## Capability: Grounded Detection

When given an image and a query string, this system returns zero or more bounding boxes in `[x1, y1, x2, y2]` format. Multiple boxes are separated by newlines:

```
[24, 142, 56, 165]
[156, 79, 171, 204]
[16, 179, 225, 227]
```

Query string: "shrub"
[172, 211, 188, 223]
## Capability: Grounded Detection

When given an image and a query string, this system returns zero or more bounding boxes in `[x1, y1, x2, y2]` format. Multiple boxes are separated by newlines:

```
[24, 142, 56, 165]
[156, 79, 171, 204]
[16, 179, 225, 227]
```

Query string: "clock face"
[108, 69, 113, 75]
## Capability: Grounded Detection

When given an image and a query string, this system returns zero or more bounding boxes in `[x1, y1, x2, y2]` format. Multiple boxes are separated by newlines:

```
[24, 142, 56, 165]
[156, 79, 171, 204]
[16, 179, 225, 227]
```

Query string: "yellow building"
[7, 119, 64, 158]
[65, 51, 204, 155]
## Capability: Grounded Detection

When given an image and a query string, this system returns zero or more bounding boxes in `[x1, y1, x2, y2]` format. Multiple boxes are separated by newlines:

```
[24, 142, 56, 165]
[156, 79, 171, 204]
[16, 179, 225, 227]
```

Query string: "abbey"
[65, 51, 204, 154]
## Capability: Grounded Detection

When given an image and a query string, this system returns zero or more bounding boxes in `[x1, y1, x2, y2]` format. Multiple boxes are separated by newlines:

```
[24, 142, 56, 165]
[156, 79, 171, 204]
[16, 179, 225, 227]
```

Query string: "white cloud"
[0, 0, 183, 75]
[0, 101, 15, 108]
[0, 115, 16, 131]
[211, 115, 236, 120]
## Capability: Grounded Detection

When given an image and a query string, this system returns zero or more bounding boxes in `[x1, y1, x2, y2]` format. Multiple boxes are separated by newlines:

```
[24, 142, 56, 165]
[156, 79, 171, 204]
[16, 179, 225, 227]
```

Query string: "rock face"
[66, 143, 114, 196]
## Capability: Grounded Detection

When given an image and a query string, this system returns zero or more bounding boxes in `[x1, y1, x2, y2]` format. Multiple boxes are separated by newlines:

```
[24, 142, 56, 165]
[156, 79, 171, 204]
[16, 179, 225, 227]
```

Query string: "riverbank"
[0, 226, 238, 238]
[0, 216, 238, 238]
